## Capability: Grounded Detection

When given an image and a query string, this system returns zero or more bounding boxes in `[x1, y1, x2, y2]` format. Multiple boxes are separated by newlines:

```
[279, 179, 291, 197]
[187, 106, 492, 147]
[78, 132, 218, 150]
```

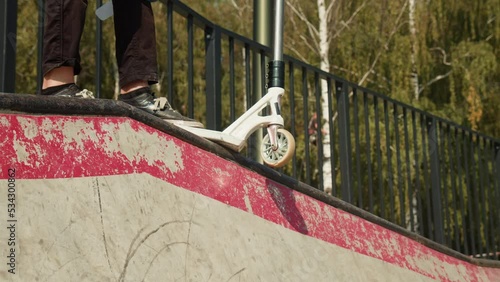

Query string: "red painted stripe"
[1, 113, 499, 281]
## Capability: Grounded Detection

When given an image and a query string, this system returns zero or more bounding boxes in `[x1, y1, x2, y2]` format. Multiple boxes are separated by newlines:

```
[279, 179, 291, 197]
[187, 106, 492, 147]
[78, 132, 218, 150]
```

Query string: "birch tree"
[286, 0, 327, 191]
[286, 0, 360, 194]
[408, 0, 419, 101]
[317, 0, 334, 195]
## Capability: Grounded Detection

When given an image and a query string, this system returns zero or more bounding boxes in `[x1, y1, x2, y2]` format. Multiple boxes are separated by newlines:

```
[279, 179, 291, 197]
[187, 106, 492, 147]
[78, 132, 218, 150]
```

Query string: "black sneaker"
[41, 83, 95, 98]
[118, 87, 204, 128]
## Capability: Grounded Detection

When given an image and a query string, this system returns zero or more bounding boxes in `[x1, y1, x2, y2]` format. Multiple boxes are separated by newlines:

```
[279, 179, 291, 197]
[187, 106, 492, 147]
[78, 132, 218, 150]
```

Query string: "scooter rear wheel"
[261, 129, 295, 168]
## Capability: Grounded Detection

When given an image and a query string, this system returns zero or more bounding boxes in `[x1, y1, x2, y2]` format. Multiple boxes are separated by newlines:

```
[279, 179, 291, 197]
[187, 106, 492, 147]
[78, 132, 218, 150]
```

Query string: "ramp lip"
[0, 92, 233, 159]
[1, 92, 499, 269]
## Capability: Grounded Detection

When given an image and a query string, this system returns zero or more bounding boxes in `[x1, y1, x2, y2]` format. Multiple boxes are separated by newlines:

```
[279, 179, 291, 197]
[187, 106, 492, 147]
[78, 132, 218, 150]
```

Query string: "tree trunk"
[113, 59, 119, 100]
[318, 0, 333, 195]
[409, 0, 419, 100]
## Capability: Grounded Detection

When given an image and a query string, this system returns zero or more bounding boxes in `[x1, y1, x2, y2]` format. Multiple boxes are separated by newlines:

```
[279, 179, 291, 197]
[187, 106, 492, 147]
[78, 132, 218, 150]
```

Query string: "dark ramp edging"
[0, 92, 233, 160]
[1, 92, 499, 269]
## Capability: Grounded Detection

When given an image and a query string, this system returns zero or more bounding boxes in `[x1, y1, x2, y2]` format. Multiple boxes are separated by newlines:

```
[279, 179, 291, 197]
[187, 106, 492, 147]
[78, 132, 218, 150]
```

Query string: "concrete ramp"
[2, 175, 435, 281]
[1, 94, 499, 281]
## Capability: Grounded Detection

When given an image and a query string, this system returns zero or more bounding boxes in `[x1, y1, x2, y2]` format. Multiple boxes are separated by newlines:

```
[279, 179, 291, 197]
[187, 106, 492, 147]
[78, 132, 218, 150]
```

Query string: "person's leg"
[42, 0, 93, 98]
[113, 0, 202, 127]
[112, 0, 157, 91]
[43, 67, 74, 89]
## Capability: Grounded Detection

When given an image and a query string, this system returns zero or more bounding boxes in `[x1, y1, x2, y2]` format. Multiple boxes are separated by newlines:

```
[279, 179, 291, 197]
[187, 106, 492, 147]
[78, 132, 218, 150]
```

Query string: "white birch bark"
[113, 59, 120, 100]
[409, 0, 419, 100]
[318, 0, 333, 195]
[285, 0, 368, 195]
[407, 0, 419, 232]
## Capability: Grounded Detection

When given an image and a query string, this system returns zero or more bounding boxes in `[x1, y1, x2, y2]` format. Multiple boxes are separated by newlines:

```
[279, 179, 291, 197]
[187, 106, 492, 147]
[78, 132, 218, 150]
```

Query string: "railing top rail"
[162, 0, 273, 53]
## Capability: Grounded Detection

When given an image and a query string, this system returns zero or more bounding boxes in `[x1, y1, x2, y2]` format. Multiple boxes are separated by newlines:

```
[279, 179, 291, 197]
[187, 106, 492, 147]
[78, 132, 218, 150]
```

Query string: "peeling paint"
[57, 118, 99, 153]
[242, 184, 254, 214]
[13, 137, 29, 164]
[211, 167, 231, 187]
[17, 116, 40, 140]
[0, 116, 9, 127]
[99, 121, 183, 174]
[40, 118, 55, 141]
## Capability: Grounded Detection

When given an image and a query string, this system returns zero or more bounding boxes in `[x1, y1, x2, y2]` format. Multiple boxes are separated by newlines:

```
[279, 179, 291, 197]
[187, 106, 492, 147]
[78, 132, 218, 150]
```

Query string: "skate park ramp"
[1, 93, 499, 281]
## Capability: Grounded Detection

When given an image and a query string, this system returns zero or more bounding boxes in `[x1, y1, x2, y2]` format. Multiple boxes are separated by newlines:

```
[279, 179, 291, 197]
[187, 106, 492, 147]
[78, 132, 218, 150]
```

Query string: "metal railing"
[2, 0, 499, 261]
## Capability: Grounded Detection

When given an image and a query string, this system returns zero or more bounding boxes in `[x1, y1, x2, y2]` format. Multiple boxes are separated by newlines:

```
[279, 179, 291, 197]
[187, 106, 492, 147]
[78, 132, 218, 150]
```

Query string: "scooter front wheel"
[261, 129, 295, 168]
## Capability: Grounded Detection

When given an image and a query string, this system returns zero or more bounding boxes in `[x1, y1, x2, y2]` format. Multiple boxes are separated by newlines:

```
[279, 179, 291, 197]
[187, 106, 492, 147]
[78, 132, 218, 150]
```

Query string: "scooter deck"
[176, 125, 247, 152]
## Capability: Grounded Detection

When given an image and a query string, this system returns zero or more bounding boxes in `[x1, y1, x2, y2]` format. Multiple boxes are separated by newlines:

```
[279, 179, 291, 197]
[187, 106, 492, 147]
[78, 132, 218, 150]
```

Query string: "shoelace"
[153, 97, 173, 111]
[75, 89, 95, 99]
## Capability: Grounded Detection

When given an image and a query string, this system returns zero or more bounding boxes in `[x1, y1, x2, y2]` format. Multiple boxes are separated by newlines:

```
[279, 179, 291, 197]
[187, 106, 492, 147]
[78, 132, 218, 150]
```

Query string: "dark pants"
[42, 0, 158, 88]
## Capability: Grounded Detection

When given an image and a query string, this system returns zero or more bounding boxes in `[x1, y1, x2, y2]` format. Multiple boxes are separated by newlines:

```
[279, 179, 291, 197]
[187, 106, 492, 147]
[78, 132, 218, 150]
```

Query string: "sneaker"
[41, 83, 95, 98]
[118, 87, 204, 128]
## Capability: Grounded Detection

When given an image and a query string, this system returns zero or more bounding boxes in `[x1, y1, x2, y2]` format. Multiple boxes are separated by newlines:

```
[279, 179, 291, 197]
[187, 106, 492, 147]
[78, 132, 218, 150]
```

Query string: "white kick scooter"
[97, 0, 295, 168]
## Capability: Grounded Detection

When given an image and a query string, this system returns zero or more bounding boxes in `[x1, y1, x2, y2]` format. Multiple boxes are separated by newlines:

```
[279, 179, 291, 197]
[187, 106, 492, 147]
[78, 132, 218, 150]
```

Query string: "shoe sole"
[164, 119, 204, 128]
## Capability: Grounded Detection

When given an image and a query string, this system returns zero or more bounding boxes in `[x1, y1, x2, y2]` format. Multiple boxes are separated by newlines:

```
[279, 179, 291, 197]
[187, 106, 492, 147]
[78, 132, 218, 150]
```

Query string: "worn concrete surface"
[0, 174, 436, 282]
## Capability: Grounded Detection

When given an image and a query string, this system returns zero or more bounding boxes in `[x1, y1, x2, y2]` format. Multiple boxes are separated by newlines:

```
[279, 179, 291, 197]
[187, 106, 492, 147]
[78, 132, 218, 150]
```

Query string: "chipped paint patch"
[99, 120, 184, 174]
[242, 184, 254, 214]
[0, 116, 9, 127]
[12, 134, 29, 164]
[5, 115, 185, 178]
[17, 116, 40, 140]
[211, 167, 231, 187]
[54, 118, 100, 153]
[40, 118, 55, 141]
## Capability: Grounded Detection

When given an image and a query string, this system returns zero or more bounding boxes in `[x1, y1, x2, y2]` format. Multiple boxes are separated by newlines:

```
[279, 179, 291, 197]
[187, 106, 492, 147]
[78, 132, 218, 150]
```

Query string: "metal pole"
[272, 0, 284, 61]
[494, 143, 500, 260]
[267, 0, 285, 90]
[95, 0, 102, 98]
[205, 26, 222, 131]
[250, 0, 272, 163]
[37, 0, 45, 94]
[254, 0, 272, 48]
[0, 0, 17, 93]
[427, 117, 444, 244]
[336, 81, 353, 203]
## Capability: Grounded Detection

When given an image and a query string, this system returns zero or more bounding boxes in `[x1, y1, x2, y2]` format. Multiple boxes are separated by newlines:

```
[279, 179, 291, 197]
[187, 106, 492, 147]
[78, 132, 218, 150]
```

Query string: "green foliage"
[15, 0, 41, 93]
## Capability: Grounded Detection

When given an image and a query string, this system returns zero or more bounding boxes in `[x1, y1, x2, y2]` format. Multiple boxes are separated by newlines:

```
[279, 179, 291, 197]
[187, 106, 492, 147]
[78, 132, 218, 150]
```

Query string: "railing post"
[167, 0, 174, 103]
[495, 142, 500, 257]
[495, 143, 500, 201]
[37, 0, 44, 94]
[0, 0, 17, 93]
[205, 26, 222, 131]
[336, 81, 353, 203]
[95, 0, 102, 98]
[427, 117, 444, 244]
